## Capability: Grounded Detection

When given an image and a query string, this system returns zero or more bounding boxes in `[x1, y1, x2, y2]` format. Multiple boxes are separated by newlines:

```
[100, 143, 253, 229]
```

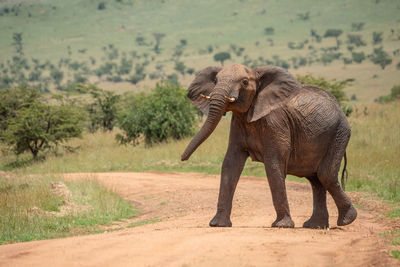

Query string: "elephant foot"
[271, 215, 294, 228]
[209, 214, 232, 227]
[303, 215, 329, 229]
[337, 205, 357, 226]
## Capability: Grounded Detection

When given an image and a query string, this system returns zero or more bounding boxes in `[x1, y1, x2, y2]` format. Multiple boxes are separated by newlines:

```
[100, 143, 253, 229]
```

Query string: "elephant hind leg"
[317, 123, 357, 226]
[303, 175, 329, 229]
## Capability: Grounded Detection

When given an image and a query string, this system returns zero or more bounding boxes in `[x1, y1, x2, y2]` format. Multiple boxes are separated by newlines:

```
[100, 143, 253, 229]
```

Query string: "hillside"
[0, 0, 399, 101]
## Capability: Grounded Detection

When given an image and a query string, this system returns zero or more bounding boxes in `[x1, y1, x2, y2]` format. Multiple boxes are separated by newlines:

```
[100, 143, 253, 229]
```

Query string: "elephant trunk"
[181, 92, 228, 161]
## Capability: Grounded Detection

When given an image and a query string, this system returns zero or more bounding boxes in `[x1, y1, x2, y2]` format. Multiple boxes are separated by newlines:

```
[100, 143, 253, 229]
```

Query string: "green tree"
[152, 32, 165, 54]
[296, 74, 354, 116]
[0, 87, 41, 133]
[351, 22, 365, 32]
[77, 84, 121, 131]
[372, 31, 383, 45]
[376, 85, 400, 103]
[264, 27, 274, 35]
[370, 46, 392, 69]
[50, 68, 64, 85]
[347, 34, 366, 47]
[174, 61, 186, 75]
[12, 33, 23, 56]
[324, 29, 343, 47]
[351, 51, 366, 63]
[117, 82, 196, 145]
[98, 2, 106, 10]
[1, 95, 84, 158]
[213, 52, 231, 66]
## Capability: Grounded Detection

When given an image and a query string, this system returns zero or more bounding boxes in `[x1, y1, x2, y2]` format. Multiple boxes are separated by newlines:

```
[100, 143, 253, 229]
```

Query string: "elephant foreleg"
[264, 154, 294, 228]
[209, 145, 248, 227]
[303, 176, 329, 229]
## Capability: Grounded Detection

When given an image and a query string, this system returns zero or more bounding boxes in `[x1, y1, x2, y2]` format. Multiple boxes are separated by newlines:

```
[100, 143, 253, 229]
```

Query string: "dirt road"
[0, 172, 398, 266]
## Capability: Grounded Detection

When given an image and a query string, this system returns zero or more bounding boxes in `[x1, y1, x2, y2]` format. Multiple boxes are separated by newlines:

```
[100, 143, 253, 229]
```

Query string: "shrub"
[351, 51, 366, 63]
[376, 85, 400, 103]
[264, 27, 274, 35]
[372, 31, 383, 45]
[351, 22, 365, 32]
[296, 74, 354, 115]
[174, 61, 186, 75]
[370, 46, 392, 69]
[128, 73, 146, 84]
[77, 84, 121, 132]
[50, 68, 64, 85]
[117, 82, 196, 145]
[0, 91, 84, 158]
[98, 2, 106, 10]
[347, 34, 366, 47]
[297, 12, 310, 21]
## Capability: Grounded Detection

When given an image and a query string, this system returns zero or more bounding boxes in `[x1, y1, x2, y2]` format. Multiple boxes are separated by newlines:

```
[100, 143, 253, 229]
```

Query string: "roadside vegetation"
[0, 173, 137, 244]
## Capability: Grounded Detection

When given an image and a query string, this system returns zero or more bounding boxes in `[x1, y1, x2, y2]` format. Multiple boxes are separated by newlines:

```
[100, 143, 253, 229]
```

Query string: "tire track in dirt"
[0, 172, 397, 266]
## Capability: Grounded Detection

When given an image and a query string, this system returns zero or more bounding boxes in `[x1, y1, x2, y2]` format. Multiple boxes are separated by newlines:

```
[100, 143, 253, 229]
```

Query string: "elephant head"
[181, 64, 301, 161]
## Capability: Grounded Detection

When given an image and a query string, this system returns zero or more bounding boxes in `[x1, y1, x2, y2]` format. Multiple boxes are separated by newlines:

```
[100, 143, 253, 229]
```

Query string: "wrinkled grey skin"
[181, 64, 357, 229]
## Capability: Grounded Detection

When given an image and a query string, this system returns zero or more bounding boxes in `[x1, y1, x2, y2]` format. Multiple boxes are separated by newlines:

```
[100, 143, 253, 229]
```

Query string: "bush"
[370, 46, 392, 69]
[296, 74, 354, 115]
[376, 85, 400, 103]
[0, 90, 84, 158]
[128, 73, 146, 84]
[77, 84, 121, 132]
[98, 2, 106, 10]
[351, 22, 365, 32]
[117, 82, 196, 145]
[372, 31, 383, 45]
[264, 27, 274, 35]
[351, 51, 366, 63]
[347, 34, 366, 47]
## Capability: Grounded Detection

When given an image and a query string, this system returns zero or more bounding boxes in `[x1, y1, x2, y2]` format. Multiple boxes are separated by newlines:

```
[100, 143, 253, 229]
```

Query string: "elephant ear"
[187, 66, 222, 115]
[247, 66, 301, 122]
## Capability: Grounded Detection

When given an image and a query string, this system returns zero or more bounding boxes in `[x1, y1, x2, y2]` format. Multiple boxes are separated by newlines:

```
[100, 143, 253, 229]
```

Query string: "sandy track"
[0, 172, 397, 266]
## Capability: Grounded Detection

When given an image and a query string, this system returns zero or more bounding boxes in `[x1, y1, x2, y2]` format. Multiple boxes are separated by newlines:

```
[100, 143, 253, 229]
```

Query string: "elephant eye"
[242, 79, 249, 87]
[213, 78, 217, 85]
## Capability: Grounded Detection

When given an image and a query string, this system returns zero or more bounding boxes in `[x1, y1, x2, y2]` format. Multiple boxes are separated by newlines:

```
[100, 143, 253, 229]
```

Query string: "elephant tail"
[341, 152, 348, 191]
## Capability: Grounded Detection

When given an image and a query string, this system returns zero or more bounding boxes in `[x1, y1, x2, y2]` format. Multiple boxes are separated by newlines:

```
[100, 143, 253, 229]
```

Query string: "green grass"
[0, 173, 138, 244]
[392, 250, 400, 259]
[1, 101, 398, 203]
[127, 218, 162, 228]
[346, 102, 400, 202]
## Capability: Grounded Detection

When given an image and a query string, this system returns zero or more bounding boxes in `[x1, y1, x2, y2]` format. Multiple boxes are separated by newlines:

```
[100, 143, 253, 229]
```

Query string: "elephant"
[181, 64, 357, 229]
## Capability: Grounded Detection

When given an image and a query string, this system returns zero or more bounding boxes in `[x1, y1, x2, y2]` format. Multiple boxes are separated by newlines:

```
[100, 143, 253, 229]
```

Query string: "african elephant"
[181, 64, 357, 229]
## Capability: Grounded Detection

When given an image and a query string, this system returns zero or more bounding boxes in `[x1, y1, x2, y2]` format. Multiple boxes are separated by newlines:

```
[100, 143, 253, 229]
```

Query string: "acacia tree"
[370, 46, 392, 69]
[152, 32, 165, 54]
[0, 86, 41, 132]
[0, 88, 84, 158]
[324, 29, 343, 48]
[213, 52, 231, 66]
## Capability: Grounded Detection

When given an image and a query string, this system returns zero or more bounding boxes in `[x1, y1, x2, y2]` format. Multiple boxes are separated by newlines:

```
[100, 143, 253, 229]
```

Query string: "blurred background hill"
[0, 0, 399, 101]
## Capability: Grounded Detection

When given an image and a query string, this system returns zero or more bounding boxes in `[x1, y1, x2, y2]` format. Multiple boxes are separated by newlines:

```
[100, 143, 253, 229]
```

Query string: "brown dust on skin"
[0, 172, 398, 267]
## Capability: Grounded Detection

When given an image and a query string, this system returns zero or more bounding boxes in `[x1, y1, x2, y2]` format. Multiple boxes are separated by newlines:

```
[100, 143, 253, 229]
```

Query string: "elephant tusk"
[200, 94, 211, 100]
[225, 96, 236, 103]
